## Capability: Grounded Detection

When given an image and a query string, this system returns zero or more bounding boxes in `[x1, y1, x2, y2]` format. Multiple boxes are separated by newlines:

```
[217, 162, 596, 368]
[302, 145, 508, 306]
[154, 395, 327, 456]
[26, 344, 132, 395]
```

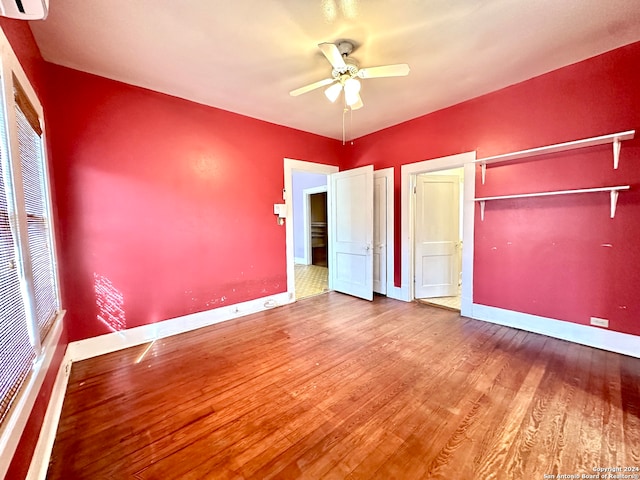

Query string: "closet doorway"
[305, 188, 328, 268]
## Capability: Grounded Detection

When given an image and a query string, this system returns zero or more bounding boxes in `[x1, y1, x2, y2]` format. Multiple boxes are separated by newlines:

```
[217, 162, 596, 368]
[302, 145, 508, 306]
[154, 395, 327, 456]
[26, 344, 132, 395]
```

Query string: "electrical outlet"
[590, 317, 609, 328]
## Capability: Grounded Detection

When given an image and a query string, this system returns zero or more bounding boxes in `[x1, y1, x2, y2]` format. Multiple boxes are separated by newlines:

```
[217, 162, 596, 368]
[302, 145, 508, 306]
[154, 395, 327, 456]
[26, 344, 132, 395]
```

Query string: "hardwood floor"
[47, 293, 640, 479]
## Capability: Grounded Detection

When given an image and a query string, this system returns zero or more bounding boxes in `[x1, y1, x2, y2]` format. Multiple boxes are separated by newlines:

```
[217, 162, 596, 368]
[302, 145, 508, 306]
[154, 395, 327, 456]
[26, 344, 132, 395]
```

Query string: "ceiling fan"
[289, 41, 410, 110]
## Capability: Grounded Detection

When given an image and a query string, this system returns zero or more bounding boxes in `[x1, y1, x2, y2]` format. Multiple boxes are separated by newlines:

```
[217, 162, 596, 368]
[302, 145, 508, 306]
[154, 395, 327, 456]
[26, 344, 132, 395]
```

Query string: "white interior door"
[329, 165, 374, 301]
[373, 174, 387, 295]
[415, 174, 460, 298]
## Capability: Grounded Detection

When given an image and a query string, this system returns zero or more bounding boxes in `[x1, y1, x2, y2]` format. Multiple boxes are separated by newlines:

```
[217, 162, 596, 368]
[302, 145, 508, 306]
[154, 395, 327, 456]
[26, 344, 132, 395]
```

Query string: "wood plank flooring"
[46, 293, 640, 479]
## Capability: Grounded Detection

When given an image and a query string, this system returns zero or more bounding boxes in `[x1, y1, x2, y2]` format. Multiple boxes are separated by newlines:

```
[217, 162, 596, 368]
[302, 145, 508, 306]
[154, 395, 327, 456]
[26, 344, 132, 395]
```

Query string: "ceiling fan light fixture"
[325, 82, 342, 102]
[344, 77, 361, 106]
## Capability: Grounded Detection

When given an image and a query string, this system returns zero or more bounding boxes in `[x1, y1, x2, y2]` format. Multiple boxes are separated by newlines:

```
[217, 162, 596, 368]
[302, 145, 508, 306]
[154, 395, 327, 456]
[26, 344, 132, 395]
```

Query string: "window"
[0, 66, 60, 426]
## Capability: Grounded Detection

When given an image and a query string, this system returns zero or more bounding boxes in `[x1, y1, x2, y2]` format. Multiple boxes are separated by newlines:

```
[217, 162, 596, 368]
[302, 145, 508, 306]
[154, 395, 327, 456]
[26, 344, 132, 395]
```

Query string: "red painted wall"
[45, 64, 344, 342]
[0, 18, 68, 480]
[345, 41, 640, 336]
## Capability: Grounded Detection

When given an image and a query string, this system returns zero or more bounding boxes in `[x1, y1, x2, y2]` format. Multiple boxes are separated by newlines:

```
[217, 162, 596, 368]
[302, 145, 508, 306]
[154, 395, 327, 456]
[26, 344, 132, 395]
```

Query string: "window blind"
[0, 92, 34, 424]
[16, 105, 58, 338]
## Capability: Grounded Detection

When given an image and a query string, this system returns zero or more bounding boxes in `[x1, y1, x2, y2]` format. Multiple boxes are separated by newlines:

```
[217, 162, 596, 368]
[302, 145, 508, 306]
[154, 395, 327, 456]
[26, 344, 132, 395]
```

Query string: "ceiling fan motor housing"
[332, 56, 359, 81]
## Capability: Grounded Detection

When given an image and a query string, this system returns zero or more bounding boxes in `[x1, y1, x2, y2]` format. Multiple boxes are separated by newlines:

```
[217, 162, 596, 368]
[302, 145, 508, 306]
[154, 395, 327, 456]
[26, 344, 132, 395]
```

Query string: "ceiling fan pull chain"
[350, 107, 353, 145]
[342, 106, 346, 145]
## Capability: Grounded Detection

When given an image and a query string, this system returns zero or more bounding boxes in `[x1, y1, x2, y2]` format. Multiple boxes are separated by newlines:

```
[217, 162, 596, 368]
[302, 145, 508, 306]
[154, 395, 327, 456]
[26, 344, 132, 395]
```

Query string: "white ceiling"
[29, 0, 640, 141]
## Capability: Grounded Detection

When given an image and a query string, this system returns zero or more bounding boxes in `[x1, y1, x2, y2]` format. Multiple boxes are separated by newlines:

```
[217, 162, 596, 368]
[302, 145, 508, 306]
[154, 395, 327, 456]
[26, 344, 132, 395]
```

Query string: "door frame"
[302, 185, 328, 266]
[284, 159, 338, 301]
[400, 151, 476, 316]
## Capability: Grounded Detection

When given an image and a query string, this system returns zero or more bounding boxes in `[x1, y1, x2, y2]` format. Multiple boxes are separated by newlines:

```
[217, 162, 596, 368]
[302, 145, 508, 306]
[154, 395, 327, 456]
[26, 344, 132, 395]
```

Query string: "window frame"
[0, 27, 65, 477]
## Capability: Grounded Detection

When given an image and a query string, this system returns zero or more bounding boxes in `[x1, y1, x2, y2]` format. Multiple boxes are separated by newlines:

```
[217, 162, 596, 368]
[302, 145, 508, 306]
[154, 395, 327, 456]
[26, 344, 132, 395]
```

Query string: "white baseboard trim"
[26, 353, 72, 480]
[66, 292, 293, 363]
[470, 303, 640, 358]
[294, 257, 307, 265]
[0, 311, 65, 479]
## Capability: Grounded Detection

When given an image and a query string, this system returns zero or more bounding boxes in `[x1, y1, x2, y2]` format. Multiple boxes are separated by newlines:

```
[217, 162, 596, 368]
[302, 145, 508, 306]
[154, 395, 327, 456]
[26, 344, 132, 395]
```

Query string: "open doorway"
[285, 159, 338, 301]
[284, 159, 393, 303]
[399, 151, 476, 317]
[296, 180, 329, 299]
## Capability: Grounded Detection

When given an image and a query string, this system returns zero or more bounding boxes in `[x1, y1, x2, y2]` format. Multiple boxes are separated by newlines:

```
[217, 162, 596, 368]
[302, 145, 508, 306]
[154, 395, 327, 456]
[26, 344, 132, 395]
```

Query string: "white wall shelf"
[475, 130, 635, 184]
[474, 185, 630, 221]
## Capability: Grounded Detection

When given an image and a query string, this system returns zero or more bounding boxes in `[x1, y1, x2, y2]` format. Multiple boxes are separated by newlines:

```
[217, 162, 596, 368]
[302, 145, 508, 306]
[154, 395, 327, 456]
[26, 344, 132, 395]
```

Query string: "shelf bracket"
[481, 163, 486, 185]
[610, 190, 619, 218]
[479, 200, 485, 221]
[613, 138, 621, 169]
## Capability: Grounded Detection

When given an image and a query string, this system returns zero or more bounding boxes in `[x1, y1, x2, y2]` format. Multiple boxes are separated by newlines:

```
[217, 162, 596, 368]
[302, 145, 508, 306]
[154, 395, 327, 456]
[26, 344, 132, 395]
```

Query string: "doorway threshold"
[416, 296, 461, 312]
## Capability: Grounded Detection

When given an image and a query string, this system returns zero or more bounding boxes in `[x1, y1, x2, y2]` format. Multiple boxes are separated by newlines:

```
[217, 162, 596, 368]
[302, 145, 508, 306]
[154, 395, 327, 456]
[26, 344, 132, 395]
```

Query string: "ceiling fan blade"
[318, 42, 346, 70]
[289, 78, 335, 97]
[358, 63, 410, 79]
